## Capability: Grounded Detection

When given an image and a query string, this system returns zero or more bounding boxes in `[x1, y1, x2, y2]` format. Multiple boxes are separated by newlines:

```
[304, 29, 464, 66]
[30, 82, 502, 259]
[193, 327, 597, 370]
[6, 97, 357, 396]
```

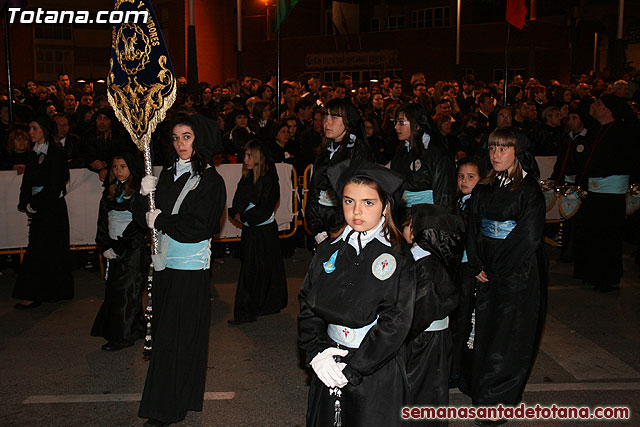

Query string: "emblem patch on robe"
[576, 144, 584, 153]
[323, 250, 338, 273]
[371, 253, 396, 280]
[410, 159, 422, 171]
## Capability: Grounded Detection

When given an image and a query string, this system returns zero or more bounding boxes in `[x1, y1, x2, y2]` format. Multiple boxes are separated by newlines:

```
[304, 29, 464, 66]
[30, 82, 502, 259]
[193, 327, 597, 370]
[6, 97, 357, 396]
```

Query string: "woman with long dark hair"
[13, 116, 74, 309]
[136, 115, 226, 426]
[305, 98, 373, 244]
[391, 103, 457, 210]
[461, 129, 547, 424]
[228, 141, 287, 324]
[91, 151, 147, 351]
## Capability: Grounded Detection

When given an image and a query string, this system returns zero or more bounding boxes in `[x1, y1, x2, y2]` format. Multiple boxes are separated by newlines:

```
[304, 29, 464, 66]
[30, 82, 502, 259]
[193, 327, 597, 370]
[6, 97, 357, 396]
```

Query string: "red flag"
[506, 0, 527, 30]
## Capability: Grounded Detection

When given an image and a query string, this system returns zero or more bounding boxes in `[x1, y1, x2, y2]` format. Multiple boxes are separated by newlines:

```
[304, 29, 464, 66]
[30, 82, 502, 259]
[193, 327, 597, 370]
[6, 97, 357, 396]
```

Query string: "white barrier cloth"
[0, 164, 296, 250]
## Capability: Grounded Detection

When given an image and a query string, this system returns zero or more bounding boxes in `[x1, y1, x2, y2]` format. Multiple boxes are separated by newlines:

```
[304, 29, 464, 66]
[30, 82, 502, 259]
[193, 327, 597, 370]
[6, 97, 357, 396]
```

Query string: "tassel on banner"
[142, 263, 154, 361]
[467, 308, 476, 350]
[329, 387, 342, 427]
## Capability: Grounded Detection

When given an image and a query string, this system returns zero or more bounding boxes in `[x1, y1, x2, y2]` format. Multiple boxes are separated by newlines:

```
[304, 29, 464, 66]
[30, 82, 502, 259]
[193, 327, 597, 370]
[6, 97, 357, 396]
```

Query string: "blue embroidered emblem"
[323, 250, 338, 274]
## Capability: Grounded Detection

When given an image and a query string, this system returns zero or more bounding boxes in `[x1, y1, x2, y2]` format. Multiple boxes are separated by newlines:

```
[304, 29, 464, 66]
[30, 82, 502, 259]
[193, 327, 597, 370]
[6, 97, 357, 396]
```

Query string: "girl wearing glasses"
[305, 98, 373, 245]
[390, 103, 457, 210]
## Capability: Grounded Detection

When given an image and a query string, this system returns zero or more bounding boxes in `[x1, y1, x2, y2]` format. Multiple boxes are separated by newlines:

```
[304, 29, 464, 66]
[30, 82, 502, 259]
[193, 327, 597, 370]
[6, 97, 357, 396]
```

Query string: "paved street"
[1, 243, 639, 427]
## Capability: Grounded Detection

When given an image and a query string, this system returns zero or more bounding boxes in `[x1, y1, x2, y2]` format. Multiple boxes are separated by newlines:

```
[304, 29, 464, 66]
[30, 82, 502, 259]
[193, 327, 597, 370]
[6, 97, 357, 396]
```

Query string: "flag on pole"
[106, 0, 177, 357]
[276, 0, 300, 30]
[332, 1, 359, 35]
[107, 0, 176, 153]
[506, 0, 527, 30]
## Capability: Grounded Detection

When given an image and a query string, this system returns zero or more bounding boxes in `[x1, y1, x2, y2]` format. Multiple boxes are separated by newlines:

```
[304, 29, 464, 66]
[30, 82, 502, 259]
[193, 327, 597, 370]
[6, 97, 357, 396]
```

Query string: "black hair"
[169, 116, 208, 176]
[394, 102, 431, 159]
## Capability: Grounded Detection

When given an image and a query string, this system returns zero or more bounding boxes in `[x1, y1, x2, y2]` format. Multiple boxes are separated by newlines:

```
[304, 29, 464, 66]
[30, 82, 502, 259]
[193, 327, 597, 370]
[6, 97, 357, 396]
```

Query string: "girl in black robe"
[13, 116, 74, 309]
[136, 116, 226, 426]
[402, 204, 464, 425]
[449, 157, 483, 388]
[460, 129, 547, 422]
[391, 103, 457, 209]
[228, 141, 287, 324]
[299, 159, 415, 427]
[91, 152, 147, 351]
[305, 99, 373, 244]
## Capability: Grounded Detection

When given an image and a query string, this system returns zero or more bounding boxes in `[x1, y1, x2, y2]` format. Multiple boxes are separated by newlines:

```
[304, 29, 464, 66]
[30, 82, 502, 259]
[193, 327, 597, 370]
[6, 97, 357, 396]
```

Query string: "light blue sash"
[327, 316, 378, 349]
[165, 238, 210, 270]
[588, 175, 629, 194]
[242, 202, 275, 226]
[32, 185, 63, 198]
[425, 316, 449, 332]
[152, 169, 212, 271]
[461, 249, 468, 263]
[108, 210, 133, 240]
[404, 189, 434, 207]
[480, 218, 517, 240]
[318, 189, 339, 207]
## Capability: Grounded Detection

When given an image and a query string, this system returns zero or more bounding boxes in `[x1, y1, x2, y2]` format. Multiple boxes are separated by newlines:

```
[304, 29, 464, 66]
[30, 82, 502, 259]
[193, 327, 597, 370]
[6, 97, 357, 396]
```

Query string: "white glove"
[140, 175, 158, 196]
[26, 204, 37, 214]
[314, 231, 328, 245]
[103, 248, 118, 259]
[310, 347, 349, 389]
[146, 209, 162, 228]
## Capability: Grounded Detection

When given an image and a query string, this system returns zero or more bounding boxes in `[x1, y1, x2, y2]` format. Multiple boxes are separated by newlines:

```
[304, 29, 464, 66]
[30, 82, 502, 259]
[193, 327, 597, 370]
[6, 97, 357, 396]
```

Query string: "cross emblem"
[343, 328, 349, 338]
[381, 260, 388, 270]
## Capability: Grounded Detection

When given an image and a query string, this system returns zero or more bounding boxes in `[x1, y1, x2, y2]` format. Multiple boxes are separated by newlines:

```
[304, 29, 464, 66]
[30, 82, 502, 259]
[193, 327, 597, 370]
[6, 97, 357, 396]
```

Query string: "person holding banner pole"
[136, 116, 226, 426]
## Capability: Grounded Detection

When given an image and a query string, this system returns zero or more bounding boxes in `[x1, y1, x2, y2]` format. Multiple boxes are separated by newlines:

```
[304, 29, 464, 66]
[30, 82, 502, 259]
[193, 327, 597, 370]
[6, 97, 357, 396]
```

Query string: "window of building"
[35, 47, 73, 77]
[411, 7, 450, 29]
[371, 17, 380, 32]
[34, 23, 72, 40]
[387, 15, 405, 31]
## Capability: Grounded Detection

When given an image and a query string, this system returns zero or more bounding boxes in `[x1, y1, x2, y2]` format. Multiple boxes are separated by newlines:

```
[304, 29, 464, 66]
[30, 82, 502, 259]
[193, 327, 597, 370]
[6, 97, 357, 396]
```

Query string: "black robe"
[306, 140, 373, 236]
[390, 135, 457, 208]
[461, 174, 547, 405]
[137, 165, 226, 424]
[299, 234, 415, 427]
[449, 197, 475, 387]
[13, 142, 74, 302]
[229, 168, 287, 321]
[404, 208, 463, 421]
[573, 121, 640, 286]
[90, 187, 147, 344]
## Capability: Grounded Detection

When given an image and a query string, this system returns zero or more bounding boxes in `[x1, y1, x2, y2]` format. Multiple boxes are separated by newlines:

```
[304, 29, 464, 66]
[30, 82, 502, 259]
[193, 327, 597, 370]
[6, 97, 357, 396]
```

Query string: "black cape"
[461, 174, 548, 405]
[229, 168, 288, 321]
[13, 142, 74, 302]
[299, 234, 415, 427]
[390, 135, 457, 208]
[305, 139, 373, 236]
[91, 185, 147, 344]
[137, 165, 226, 424]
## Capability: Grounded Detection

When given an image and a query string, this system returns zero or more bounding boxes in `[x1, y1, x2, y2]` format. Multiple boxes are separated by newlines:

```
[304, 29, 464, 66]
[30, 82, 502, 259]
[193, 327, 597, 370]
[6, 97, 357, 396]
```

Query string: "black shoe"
[101, 341, 134, 351]
[14, 301, 41, 310]
[143, 419, 171, 426]
[227, 318, 256, 326]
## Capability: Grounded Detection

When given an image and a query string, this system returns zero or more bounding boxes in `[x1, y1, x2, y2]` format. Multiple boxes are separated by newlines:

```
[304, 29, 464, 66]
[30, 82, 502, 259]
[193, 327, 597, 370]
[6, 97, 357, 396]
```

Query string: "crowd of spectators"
[2, 68, 640, 183]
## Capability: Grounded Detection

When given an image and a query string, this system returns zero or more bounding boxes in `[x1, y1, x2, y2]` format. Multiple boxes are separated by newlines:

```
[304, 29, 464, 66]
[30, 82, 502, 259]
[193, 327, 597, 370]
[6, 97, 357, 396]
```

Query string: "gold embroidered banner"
[106, 0, 176, 151]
